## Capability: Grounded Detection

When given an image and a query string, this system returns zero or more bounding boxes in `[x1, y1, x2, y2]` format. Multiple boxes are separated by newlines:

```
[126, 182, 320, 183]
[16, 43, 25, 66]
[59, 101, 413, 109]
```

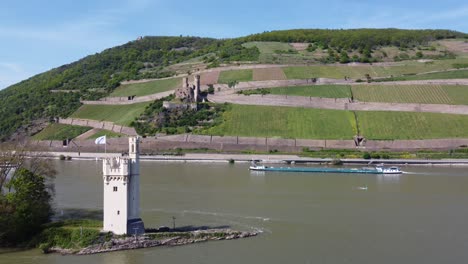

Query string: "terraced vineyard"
[245, 84, 468, 104]
[351, 85, 468, 104]
[110, 77, 181, 97]
[375, 69, 468, 82]
[204, 105, 357, 139]
[71, 102, 151, 126]
[356, 111, 468, 139]
[282, 58, 468, 80]
[253, 68, 286, 81]
[268, 85, 352, 98]
[218, 69, 253, 84]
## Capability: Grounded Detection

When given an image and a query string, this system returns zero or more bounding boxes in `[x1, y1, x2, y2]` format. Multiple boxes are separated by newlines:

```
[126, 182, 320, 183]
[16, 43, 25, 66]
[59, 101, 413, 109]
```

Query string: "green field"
[87, 129, 124, 139]
[110, 78, 181, 97]
[282, 58, 468, 80]
[71, 102, 150, 126]
[268, 85, 352, 98]
[352, 85, 468, 105]
[204, 105, 357, 139]
[356, 111, 468, 139]
[32, 124, 91, 140]
[218, 69, 253, 84]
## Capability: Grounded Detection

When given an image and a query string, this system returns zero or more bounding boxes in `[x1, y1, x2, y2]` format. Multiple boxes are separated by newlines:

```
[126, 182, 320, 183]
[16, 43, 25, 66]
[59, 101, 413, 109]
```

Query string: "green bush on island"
[36, 220, 103, 253]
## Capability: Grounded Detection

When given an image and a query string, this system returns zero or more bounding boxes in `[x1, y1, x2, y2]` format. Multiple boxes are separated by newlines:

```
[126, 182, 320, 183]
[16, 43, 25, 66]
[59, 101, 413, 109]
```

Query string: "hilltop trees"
[245, 29, 465, 51]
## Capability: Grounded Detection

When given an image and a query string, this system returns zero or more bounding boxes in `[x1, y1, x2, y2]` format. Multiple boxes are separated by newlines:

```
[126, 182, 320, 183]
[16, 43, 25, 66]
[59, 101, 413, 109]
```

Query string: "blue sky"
[1, 0, 467, 89]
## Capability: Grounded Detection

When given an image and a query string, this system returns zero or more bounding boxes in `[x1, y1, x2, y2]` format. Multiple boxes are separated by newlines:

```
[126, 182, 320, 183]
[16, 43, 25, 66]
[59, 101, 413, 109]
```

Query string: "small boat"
[249, 163, 402, 174]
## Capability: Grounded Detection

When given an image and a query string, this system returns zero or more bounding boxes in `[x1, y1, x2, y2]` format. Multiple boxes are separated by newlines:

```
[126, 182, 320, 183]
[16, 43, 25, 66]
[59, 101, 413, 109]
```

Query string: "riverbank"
[33, 151, 468, 166]
[47, 229, 257, 255]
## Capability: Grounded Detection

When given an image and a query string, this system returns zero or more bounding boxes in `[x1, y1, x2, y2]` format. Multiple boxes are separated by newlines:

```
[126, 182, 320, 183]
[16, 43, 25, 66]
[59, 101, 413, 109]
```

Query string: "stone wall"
[38, 133, 468, 154]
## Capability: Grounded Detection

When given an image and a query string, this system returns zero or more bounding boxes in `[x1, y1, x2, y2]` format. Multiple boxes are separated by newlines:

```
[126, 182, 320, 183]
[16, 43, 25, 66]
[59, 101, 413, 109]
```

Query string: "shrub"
[362, 152, 371, 159]
[207, 85, 215, 94]
[59, 155, 66, 160]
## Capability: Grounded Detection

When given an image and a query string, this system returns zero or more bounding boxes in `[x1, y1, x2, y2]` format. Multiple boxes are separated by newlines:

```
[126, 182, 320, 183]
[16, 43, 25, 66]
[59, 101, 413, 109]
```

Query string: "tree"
[0, 140, 55, 246]
[340, 51, 350, 63]
[228, 80, 239, 89]
[0, 169, 52, 245]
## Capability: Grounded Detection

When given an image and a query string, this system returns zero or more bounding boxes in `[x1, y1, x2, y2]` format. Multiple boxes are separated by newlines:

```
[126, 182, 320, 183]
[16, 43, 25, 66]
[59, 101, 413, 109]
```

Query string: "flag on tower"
[95, 135, 106, 145]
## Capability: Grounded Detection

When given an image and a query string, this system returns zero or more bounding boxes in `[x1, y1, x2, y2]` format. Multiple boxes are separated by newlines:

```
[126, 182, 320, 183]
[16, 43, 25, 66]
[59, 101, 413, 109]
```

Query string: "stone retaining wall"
[38, 133, 468, 154]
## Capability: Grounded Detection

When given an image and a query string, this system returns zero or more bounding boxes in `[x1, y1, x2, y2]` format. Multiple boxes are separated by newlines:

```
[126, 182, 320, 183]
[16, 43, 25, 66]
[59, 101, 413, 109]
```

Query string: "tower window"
[117, 210, 120, 215]
[113, 186, 118, 192]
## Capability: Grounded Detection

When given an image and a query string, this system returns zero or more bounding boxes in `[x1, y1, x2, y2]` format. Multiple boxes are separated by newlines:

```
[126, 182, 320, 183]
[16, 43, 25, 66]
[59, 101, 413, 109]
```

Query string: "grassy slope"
[87, 129, 124, 139]
[243, 41, 293, 53]
[71, 102, 150, 126]
[204, 105, 357, 139]
[242, 42, 295, 63]
[32, 124, 91, 140]
[356, 111, 468, 139]
[268, 85, 352, 98]
[218, 70, 253, 84]
[110, 78, 181, 97]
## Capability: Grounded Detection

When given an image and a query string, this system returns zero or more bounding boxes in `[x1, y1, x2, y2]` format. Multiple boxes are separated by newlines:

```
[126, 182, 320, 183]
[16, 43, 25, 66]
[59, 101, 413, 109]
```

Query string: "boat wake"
[148, 208, 272, 233]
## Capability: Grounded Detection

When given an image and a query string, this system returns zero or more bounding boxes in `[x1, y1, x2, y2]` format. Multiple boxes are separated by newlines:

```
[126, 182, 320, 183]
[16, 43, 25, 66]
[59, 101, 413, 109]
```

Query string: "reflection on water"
[2, 161, 468, 264]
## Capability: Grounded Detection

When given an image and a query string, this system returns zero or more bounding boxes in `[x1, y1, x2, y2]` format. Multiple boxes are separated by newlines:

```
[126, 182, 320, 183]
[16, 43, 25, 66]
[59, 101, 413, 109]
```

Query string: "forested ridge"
[0, 29, 466, 141]
[245, 28, 466, 49]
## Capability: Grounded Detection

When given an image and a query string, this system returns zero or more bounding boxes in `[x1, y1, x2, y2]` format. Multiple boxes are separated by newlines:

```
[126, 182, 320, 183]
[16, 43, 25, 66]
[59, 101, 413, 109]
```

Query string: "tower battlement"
[103, 157, 130, 178]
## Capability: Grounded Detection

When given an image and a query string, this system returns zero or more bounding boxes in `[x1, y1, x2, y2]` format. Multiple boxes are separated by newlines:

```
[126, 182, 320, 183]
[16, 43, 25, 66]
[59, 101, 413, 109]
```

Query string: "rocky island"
[44, 227, 258, 255]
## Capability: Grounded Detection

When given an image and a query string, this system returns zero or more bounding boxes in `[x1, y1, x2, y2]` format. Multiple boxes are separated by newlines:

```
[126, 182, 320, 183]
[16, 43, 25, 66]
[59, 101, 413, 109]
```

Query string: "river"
[1, 160, 468, 263]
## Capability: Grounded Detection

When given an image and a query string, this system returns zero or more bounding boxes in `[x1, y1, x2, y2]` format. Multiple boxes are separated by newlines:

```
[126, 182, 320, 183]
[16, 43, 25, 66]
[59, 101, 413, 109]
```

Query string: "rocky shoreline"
[47, 229, 258, 255]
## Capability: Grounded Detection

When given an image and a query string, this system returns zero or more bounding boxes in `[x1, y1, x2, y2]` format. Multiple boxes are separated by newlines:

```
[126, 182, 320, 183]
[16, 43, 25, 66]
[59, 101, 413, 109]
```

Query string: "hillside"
[1, 28, 467, 142]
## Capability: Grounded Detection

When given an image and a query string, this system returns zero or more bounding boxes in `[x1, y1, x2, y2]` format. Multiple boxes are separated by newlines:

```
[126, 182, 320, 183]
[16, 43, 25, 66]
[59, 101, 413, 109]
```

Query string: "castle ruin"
[175, 75, 201, 103]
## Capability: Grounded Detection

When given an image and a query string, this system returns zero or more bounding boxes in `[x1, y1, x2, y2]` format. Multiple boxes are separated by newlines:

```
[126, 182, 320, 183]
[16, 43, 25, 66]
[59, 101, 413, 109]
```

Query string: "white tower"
[102, 137, 144, 235]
